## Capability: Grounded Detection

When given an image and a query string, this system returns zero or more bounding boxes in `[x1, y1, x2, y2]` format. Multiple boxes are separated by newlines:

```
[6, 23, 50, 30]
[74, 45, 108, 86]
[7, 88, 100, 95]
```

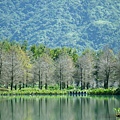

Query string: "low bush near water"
[0, 88, 9, 91]
[0, 88, 68, 96]
[87, 88, 115, 95]
[114, 88, 120, 95]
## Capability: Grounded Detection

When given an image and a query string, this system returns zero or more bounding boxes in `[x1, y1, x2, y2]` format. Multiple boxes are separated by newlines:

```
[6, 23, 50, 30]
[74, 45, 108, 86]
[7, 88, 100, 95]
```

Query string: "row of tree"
[0, 40, 120, 90]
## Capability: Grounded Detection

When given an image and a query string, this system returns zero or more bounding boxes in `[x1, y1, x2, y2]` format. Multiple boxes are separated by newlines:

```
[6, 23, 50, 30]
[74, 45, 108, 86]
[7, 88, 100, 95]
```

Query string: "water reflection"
[0, 96, 120, 120]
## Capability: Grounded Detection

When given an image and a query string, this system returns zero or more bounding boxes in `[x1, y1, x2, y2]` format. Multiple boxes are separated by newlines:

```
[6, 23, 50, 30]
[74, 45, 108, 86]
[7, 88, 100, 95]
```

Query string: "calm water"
[0, 95, 120, 120]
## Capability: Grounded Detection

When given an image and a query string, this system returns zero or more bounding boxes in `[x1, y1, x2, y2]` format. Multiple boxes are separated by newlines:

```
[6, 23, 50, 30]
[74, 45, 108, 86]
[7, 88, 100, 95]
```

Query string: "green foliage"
[21, 40, 28, 51]
[114, 88, 120, 95]
[67, 86, 74, 90]
[0, 88, 9, 91]
[0, 89, 67, 95]
[30, 44, 46, 59]
[114, 108, 120, 116]
[48, 85, 59, 90]
[87, 88, 115, 95]
[0, 0, 120, 52]
[0, 40, 120, 93]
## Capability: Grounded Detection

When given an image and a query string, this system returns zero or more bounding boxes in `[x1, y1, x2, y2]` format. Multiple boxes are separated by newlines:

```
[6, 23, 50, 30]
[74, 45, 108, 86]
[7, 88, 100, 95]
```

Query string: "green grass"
[87, 88, 119, 95]
[0, 87, 119, 96]
[0, 88, 68, 96]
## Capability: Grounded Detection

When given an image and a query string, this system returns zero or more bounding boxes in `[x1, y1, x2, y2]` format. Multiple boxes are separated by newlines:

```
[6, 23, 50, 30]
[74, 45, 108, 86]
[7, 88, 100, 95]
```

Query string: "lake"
[0, 95, 120, 120]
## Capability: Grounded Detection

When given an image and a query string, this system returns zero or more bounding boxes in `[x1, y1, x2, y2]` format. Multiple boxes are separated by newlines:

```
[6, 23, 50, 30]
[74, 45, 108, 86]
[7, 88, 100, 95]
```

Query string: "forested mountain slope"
[0, 0, 120, 51]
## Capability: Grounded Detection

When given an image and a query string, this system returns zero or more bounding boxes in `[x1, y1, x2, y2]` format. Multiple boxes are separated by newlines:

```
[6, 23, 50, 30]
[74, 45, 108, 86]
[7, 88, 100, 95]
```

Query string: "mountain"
[0, 0, 120, 52]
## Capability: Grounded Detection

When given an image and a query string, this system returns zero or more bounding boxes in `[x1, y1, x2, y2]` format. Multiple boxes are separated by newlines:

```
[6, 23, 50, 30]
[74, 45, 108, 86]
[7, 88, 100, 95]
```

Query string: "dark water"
[0, 95, 120, 120]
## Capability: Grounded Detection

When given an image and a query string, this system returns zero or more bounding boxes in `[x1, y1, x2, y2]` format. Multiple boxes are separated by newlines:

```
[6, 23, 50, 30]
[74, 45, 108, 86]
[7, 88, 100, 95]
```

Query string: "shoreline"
[0, 88, 119, 96]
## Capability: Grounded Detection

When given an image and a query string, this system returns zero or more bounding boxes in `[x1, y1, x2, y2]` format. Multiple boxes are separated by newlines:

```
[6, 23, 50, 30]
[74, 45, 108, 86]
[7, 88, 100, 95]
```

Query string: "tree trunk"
[18, 81, 21, 90]
[80, 68, 83, 90]
[11, 53, 14, 90]
[38, 70, 43, 89]
[86, 82, 90, 89]
[45, 83, 47, 89]
[11, 76, 14, 90]
[45, 74, 48, 89]
[67, 81, 69, 89]
[104, 74, 109, 89]
[11, 82, 13, 90]
[22, 83, 25, 88]
[15, 84, 17, 90]
[0, 45, 3, 81]
[60, 81, 62, 90]
[59, 66, 62, 90]
[40, 81, 42, 89]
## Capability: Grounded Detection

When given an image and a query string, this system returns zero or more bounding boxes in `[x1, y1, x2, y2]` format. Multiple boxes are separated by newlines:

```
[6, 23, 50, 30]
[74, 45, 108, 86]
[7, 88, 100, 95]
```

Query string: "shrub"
[87, 88, 114, 95]
[114, 88, 120, 95]
[48, 85, 59, 90]
[0, 88, 9, 91]
[67, 86, 74, 90]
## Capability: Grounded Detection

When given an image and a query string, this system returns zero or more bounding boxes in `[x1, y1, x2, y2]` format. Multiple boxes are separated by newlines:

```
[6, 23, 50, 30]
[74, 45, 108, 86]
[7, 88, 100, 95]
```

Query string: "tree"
[115, 51, 120, 87]
[33, 56, 45, 89]
[30, 44, 47, 59]
[0, 42, 5, 85]
[55, 53, 75, 90]
[19, 49, 32, 88]
[3, 45, 24, 90]
[21, 40, 28, 52]
[42, 54, 55, 89]
[75, 49, 94, 89]
[33, 54, 54, 89]
[92, 50, 103, 88]
[0, 40, 11, 87]
[98, 47, 116, 89]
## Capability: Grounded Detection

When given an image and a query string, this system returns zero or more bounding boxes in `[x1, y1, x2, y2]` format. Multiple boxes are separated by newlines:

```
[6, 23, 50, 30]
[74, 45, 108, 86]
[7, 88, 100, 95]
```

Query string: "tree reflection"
[0, 96, 119, 120]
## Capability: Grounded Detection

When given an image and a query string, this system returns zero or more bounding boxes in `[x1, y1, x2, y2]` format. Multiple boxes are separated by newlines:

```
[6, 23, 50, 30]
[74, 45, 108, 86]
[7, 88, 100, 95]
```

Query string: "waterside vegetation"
[0, 87, 120, 96]
[0, 40, 120, 95]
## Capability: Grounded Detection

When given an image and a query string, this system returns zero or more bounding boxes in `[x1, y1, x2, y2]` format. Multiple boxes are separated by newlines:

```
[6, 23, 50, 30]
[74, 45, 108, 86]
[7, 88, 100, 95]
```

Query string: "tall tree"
[92, 50, 103, 88]
[98, 47, 116, 89]
[55, 53, 75, 90]
[75, 49, 94, 89]
[33, 56, 44, 89]
[115, 52, 120, 87]
[42, 54, 55, 89]
[19, 49, 32, 88]
[0, 40, 12, 87]
[3, 45, 24, 90]
[0, 42, 4, 85]
[33, 54, 54, 89]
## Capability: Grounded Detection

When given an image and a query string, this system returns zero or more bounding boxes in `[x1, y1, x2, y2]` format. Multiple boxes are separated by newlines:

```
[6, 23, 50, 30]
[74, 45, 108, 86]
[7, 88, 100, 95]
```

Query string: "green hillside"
[0, 0, 120, 52]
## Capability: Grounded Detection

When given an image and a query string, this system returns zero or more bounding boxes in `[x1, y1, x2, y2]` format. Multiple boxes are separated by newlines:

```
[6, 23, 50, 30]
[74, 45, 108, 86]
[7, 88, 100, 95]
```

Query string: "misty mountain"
[0, 0, 120, 52]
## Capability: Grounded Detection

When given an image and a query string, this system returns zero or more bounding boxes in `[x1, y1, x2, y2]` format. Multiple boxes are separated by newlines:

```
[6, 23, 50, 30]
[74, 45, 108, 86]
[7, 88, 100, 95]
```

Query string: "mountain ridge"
[0, 0, 120, 52]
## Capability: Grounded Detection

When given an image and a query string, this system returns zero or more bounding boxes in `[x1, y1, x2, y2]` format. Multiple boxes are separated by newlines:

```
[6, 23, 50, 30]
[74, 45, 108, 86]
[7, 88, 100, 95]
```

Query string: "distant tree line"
[0, 40, 120, 90]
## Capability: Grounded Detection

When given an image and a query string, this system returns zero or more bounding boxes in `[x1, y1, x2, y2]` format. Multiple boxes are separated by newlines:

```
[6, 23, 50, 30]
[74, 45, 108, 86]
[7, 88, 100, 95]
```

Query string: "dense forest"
[0, 40, 120, 91]
[0, 0, 120, 51]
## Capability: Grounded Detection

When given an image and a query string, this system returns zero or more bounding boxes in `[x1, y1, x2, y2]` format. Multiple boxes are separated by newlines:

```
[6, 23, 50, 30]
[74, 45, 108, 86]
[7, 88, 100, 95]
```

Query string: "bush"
[87, 88, 114, 95]
[48, 85, 59, 90]
[114, 88, 120, 95]
[0, 88, 9, 91]
[67, 86, 74, 90]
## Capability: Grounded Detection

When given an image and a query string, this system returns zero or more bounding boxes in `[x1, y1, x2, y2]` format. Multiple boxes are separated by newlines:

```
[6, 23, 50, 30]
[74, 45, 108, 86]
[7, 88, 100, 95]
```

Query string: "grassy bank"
[0, 88, 68, 96]
[0, 87, 120, 96]
[87, 88, 120, 95]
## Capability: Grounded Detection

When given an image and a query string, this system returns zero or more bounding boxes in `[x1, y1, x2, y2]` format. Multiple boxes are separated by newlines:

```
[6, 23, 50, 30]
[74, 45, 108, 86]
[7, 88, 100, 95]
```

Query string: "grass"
[87, 88, 120, 95]
[0, 87, 119, 96]
[0, 88, 68, 96]
[87, 88, 114, 95]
